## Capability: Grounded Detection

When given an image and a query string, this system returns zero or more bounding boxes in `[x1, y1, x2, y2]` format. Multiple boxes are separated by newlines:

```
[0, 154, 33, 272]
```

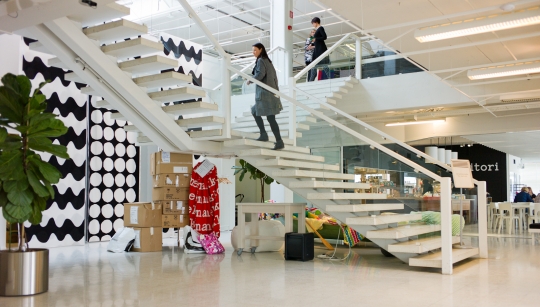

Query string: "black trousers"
[253, 114, 282, 142]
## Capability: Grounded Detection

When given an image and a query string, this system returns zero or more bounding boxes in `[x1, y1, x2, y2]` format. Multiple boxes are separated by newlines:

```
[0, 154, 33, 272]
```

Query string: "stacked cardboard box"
[124, 202, 162, 252]
[151, 151, 193, 229]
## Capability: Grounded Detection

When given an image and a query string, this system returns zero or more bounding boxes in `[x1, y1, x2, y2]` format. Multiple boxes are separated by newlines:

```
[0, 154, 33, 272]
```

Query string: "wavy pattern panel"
[22, 41, 87, 247]
[159, 33, 203, 86]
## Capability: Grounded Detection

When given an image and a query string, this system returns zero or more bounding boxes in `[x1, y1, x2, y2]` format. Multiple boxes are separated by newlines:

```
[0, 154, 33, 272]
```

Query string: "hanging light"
[452, 151, 458, 160]
[445, 149, 452, 165]
[438, 147, 446, 164]
[425, 146, 438, 163]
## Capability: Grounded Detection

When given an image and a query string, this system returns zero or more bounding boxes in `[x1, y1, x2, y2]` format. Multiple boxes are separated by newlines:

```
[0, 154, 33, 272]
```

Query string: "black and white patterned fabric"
[87, 97, 139, 242]
[21, 39, 87, 247]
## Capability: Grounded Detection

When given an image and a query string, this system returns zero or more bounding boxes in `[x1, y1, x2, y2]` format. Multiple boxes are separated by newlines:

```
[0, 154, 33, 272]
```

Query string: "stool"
[236, 203, 306, 255]
[530, 223, 540, 246]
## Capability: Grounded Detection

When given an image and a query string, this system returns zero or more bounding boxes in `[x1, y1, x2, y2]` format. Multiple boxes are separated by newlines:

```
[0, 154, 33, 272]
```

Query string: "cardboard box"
[152, 151, 193, 164]
[162, 214, 190, 228]
[151, 152, 193, 175]
[124, 202, 162, 227]
[153, 173, 191, 188]
[152, 187, 190, 201]
[132, 227, 163, 252]
[151, 162, 193, 176]
[159, 200, 189, 215]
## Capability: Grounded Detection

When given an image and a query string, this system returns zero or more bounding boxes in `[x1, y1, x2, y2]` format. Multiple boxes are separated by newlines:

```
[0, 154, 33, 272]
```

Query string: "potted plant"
[0, 73, 69, 296]
[233, 159, 275, 202]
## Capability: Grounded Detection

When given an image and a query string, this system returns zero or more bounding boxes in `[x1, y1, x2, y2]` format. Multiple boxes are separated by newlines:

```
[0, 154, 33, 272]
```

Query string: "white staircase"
[19, 3, 478, 272]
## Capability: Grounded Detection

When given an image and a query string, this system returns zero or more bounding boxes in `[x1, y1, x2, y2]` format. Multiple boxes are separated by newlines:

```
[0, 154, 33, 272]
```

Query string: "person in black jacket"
[308, 17, 329, 82]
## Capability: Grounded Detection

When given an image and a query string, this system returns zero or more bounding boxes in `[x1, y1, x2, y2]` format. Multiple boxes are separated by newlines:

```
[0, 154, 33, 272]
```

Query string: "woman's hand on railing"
[246, 81, 252, 85]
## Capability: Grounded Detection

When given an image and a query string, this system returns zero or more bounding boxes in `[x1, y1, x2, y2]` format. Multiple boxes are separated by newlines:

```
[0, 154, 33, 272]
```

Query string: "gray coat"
[251, 57, 283, 117]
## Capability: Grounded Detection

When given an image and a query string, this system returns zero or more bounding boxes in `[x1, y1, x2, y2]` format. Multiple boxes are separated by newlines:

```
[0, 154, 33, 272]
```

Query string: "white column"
[270, 182, 293, 203]
[221, 54, 232, 138]
[355, 37, 362, 80]
[270, 0, 293, 85]
[288, 76, 297, 146]
[440, 177, 453, 275]
[477, 181, 488, 258]
[138, 145, 158, 202]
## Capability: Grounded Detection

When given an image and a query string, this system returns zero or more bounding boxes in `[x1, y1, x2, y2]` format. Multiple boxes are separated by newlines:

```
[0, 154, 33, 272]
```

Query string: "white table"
[236, 203, 306, 255]
[512, 203, 534, 230]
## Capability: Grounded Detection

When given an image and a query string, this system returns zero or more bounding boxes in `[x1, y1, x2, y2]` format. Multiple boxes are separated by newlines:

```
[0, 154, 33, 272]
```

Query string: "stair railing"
[290, 83, 488, 261]
[230, 65, 457, 274]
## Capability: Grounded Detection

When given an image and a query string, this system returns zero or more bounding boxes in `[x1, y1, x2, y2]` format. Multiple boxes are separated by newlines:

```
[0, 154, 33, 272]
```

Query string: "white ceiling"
[464, 131, 540, 162]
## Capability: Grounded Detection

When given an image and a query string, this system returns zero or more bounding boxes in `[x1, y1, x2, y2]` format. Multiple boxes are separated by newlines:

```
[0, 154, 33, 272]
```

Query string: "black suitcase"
[284, 232, 314, 261]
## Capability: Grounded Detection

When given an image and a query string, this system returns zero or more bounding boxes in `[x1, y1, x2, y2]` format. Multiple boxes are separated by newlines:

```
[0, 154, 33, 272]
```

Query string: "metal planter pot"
[0, 249, 49, 296]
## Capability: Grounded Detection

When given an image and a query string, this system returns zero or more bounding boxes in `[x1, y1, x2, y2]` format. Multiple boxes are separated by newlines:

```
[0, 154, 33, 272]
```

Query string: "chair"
[498, 202, 520, 234]
[528, 203, 540, 225]
[489, 202, 501, 229]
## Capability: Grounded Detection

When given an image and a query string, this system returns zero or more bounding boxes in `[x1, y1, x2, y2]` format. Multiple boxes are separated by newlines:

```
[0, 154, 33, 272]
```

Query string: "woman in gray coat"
[247, 43, 284, 150]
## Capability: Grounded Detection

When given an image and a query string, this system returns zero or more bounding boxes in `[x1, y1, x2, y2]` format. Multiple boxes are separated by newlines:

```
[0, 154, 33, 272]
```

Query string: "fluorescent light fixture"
[414, 7, 540, 42]
[468, 61, 540, 80]
[385, 118, 446, 126]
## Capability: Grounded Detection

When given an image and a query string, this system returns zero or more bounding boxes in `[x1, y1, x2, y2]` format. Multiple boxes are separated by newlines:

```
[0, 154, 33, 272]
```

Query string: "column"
[270, 182, 293, 203]
[270, 0, 293, 85]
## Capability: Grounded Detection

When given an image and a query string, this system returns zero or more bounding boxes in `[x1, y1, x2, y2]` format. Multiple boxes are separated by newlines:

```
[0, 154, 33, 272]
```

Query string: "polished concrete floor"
[1, 232, 539, 307]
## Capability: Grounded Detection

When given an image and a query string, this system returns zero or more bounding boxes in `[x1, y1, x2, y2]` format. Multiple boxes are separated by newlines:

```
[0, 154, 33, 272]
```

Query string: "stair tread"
[256, 159, 340, 171]
[83, 19, 148, 43]
[409, 247, 479, 268]
[273, 170, 353, 180]
[366, 224, 441, 239]
[149, 87, 206, 102]
[162, 101, 218, 115]
[233, 125, 305, 135]
[388, 236, 460, 254]
[234, 115, 316, 124]
[289, 181, 370, 189]
[306, 192, 388, 200]
[93, 99, 110, 108]
[101, 37, 163, 59]
[239, 148, 324, 162]
[134, 71, 192, 88]
[223, 139, 310, 154]
[28, 42, 50, 54]
[119, 55, 178, 75]
[176, 116, 224, 127]
[47, 58, 69, 70]
[70, 3, 130, 27]
[230, 130, 294, 145]
[346, 213, 423, 226]
[232, 121, 310, 131]
[64, 72, 84, 84]
[326, 203, 404, 212]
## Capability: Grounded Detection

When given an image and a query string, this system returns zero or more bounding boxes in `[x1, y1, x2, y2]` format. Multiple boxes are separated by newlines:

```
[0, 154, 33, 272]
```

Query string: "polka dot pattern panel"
[88, 102, 139, 242]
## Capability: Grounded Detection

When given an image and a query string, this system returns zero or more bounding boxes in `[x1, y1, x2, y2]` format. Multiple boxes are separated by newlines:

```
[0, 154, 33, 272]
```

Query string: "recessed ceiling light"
[468, 61, 540, 80]
[414, 7, 540, 42]
[385, 118, 446, 126]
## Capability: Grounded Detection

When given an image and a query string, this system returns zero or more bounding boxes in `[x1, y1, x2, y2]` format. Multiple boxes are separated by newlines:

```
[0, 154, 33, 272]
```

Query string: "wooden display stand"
[236, 203, 306, 255]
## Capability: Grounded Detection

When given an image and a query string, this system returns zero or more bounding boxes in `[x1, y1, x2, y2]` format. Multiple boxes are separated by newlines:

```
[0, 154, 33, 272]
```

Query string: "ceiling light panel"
[414, 7, 540, 43]
[385, 118, 446, 127]
[467, 61, 540, 80]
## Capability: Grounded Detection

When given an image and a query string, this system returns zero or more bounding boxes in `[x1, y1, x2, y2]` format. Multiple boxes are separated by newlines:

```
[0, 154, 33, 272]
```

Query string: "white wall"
[507, 154, 523, 201]
[0, 34, 22, 250]
[519, 162, 540, 197]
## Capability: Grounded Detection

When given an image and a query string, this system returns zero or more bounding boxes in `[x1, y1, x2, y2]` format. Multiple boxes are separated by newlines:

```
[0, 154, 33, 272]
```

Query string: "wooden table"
[236, 203, 306, 255]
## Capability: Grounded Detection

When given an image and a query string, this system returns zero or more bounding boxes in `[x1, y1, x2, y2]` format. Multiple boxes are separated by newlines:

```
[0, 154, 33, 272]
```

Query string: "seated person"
[514, 186, 533, 203]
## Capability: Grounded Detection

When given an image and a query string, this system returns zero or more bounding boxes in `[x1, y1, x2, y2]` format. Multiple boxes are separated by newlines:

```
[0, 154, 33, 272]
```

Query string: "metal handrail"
[293, 33, 356, 81]
[229, 65, 442, 182]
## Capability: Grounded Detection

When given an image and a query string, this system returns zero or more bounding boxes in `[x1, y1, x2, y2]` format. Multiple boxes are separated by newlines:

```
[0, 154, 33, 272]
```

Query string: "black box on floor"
[284, 232, 314, 261]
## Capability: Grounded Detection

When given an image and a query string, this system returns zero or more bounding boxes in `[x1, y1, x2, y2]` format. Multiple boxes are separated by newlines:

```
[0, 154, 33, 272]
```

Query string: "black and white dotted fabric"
[87, 96, 140, 242]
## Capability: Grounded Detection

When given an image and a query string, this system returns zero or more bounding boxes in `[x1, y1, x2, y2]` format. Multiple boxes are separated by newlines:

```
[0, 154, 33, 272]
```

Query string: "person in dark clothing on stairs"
[247, 42, 284, 150]
[309, 17, 328, 82]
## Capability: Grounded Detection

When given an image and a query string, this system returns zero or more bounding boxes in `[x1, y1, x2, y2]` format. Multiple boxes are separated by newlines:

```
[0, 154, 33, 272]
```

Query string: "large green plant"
[0, 73, 69, 251]
[233, 159, 275, 203]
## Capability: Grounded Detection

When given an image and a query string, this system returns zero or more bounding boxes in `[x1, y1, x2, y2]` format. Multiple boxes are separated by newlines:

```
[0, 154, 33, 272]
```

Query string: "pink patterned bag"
[199, 233, 225, 254]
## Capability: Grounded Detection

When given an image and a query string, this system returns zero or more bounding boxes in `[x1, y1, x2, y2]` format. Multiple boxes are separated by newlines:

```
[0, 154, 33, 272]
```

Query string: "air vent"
[500, 97, 540, 103]
[500, 93, 540, 103]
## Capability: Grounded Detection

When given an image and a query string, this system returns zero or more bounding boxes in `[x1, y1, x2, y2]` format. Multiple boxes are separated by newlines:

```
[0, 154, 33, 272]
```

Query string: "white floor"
[1, 232, 539, 307]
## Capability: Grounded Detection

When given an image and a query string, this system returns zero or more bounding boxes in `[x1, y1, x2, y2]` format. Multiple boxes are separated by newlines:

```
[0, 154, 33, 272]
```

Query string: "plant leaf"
[3, 178, 29, 194]
[0, 127, 6, 143]
[16, 75, 32, 100]
[28, 198, 44, 225]
[3, 202, 32, 224]
[28, 156, 62, 184]
[264, 176, 274, 185]
[239, 170, 246, 181]
[0, 87, 23, 123]
[0, 151, 24, 181]
[7, 187, 33, 209]
[28, 170, 50, 198]
[28, 137, 69, 159]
